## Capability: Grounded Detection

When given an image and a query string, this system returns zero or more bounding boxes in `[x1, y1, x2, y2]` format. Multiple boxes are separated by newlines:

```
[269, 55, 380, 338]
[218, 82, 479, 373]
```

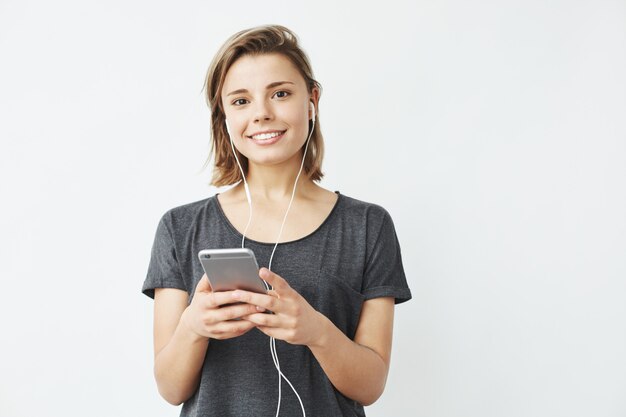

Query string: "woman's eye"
[274, 90, 290, 99]
[232, 98, 248, 106]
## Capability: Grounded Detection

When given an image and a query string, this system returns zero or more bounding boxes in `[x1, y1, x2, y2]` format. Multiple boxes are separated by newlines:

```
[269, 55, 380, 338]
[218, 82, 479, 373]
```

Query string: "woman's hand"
[235, 268, 326, 347]
[181, 274, 261, 340]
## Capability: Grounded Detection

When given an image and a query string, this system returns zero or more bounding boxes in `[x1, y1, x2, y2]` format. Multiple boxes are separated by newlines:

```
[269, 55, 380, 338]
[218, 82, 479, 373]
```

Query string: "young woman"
[142, 24, 412, 417]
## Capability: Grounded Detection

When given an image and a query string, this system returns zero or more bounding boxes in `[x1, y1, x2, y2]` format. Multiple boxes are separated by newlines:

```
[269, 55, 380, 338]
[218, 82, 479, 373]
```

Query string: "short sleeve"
[141, 214, 188, 299]
[362, 210, 412, 304]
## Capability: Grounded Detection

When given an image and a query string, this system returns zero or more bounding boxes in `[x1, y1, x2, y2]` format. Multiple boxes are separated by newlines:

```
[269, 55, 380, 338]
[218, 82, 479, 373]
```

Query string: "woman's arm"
[153, 287, 208, 405]
[152, 276, 259, 405]
[308, 297, 394, 406]
[238, 268, 395, 406]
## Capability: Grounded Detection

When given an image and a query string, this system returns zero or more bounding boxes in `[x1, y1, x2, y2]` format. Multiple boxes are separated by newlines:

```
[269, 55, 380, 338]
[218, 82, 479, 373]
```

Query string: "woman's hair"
[202, 24, 325, 187]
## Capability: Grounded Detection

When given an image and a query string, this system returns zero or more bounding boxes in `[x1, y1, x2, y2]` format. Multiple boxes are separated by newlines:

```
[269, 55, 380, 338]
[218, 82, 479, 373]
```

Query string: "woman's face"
[221, 53, 316, 169]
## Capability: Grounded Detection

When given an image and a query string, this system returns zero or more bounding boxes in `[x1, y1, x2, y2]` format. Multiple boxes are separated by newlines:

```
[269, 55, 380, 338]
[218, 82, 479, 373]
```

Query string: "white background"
[1, 0, 625, 416]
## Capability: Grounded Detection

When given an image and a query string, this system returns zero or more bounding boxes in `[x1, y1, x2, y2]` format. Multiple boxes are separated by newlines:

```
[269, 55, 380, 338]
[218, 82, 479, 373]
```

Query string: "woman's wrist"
[307, 311, 333, 349]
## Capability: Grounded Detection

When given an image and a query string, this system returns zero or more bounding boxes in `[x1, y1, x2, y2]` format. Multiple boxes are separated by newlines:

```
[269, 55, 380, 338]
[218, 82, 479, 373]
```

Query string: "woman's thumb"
[195, 274, 212, 293]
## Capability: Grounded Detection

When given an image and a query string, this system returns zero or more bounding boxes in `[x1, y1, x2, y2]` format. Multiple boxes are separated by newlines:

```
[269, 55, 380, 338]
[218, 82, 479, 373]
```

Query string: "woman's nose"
[253, 101, 273, 122]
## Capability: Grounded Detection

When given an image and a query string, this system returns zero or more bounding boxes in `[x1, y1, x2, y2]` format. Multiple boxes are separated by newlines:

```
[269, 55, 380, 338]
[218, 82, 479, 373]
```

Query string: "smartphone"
[198, 248, 268, 294]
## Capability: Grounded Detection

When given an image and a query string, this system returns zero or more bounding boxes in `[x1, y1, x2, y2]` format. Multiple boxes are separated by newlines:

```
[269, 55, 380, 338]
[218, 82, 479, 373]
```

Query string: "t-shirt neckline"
[213, 190, 342, 246]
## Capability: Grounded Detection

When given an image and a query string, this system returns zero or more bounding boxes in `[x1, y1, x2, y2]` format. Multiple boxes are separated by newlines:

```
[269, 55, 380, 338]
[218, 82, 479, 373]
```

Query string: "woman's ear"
[309, 87, 320, 122]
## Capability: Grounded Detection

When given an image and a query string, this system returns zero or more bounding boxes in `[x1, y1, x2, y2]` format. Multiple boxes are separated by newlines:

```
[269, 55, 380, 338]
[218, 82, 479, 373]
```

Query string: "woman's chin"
[247, 150, 306, 169]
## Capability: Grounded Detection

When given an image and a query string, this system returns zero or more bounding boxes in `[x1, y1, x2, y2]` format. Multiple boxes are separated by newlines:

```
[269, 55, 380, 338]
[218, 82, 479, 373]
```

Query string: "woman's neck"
[244, 156, 313, 202]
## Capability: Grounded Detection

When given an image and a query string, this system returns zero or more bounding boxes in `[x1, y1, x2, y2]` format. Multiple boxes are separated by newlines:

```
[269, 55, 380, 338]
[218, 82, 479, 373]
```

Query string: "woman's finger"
[212, 302, 259, 322]
[204, 290, 245, 309]
[259, 268, 290, 292]
[243, 312, 281, 328]
[232, 290, 280, 312]
[210, 319, 256, 339]
[254, 325, 293, 341]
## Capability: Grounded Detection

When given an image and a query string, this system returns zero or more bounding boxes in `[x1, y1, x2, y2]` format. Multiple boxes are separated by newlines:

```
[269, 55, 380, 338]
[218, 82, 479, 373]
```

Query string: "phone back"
[198, 248, 267, 294]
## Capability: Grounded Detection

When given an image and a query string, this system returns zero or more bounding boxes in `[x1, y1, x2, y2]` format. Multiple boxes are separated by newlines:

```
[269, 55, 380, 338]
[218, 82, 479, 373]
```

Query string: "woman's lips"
[248, 130, 286, 146]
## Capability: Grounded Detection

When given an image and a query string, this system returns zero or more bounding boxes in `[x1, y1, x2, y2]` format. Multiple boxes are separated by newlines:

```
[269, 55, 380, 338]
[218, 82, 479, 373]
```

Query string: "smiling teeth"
[251, 131, 284, 140]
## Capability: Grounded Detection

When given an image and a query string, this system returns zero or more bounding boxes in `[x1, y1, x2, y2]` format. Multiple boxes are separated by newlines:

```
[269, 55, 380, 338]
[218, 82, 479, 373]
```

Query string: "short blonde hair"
[202, 25, 325, 187]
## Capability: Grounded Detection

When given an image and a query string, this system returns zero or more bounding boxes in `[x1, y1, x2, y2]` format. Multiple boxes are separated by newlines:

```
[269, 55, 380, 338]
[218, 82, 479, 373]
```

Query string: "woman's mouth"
[247, 130, 286, 145]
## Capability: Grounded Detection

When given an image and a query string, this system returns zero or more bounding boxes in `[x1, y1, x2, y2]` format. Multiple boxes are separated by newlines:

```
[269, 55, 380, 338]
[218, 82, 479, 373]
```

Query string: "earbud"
[309, 102, 316, 124]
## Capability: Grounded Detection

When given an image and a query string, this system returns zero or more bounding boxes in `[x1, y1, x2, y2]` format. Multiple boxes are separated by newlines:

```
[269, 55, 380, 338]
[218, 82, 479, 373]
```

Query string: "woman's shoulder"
[336, 192, 393, 223]
[327, 192, 400, 243]
[157, 195, 218, 229]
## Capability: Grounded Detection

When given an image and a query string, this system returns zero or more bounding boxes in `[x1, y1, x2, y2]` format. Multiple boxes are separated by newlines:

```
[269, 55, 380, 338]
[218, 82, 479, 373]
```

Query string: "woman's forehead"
[223, 53, 305, 94]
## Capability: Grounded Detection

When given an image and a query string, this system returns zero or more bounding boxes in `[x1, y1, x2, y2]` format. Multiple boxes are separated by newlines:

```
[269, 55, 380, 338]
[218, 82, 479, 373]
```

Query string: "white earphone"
[309, 101, 316, 124]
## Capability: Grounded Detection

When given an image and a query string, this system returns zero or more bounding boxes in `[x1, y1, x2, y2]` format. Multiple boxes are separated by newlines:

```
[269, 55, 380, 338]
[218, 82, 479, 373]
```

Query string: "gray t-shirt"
[142, 191, 412, 417]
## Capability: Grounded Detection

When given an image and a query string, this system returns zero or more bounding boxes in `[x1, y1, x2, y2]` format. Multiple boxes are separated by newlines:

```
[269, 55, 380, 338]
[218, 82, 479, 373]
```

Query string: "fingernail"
[232, 291, 242, 299]
[256, 306, 265, 312]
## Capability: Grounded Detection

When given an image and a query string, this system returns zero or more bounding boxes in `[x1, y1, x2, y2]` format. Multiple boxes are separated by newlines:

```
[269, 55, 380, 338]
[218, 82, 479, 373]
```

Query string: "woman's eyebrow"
[226, 81, 295, 97]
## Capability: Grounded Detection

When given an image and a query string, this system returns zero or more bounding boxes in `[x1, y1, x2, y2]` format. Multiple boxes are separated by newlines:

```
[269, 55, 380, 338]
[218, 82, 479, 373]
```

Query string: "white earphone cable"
[228, 132, 253, 249]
